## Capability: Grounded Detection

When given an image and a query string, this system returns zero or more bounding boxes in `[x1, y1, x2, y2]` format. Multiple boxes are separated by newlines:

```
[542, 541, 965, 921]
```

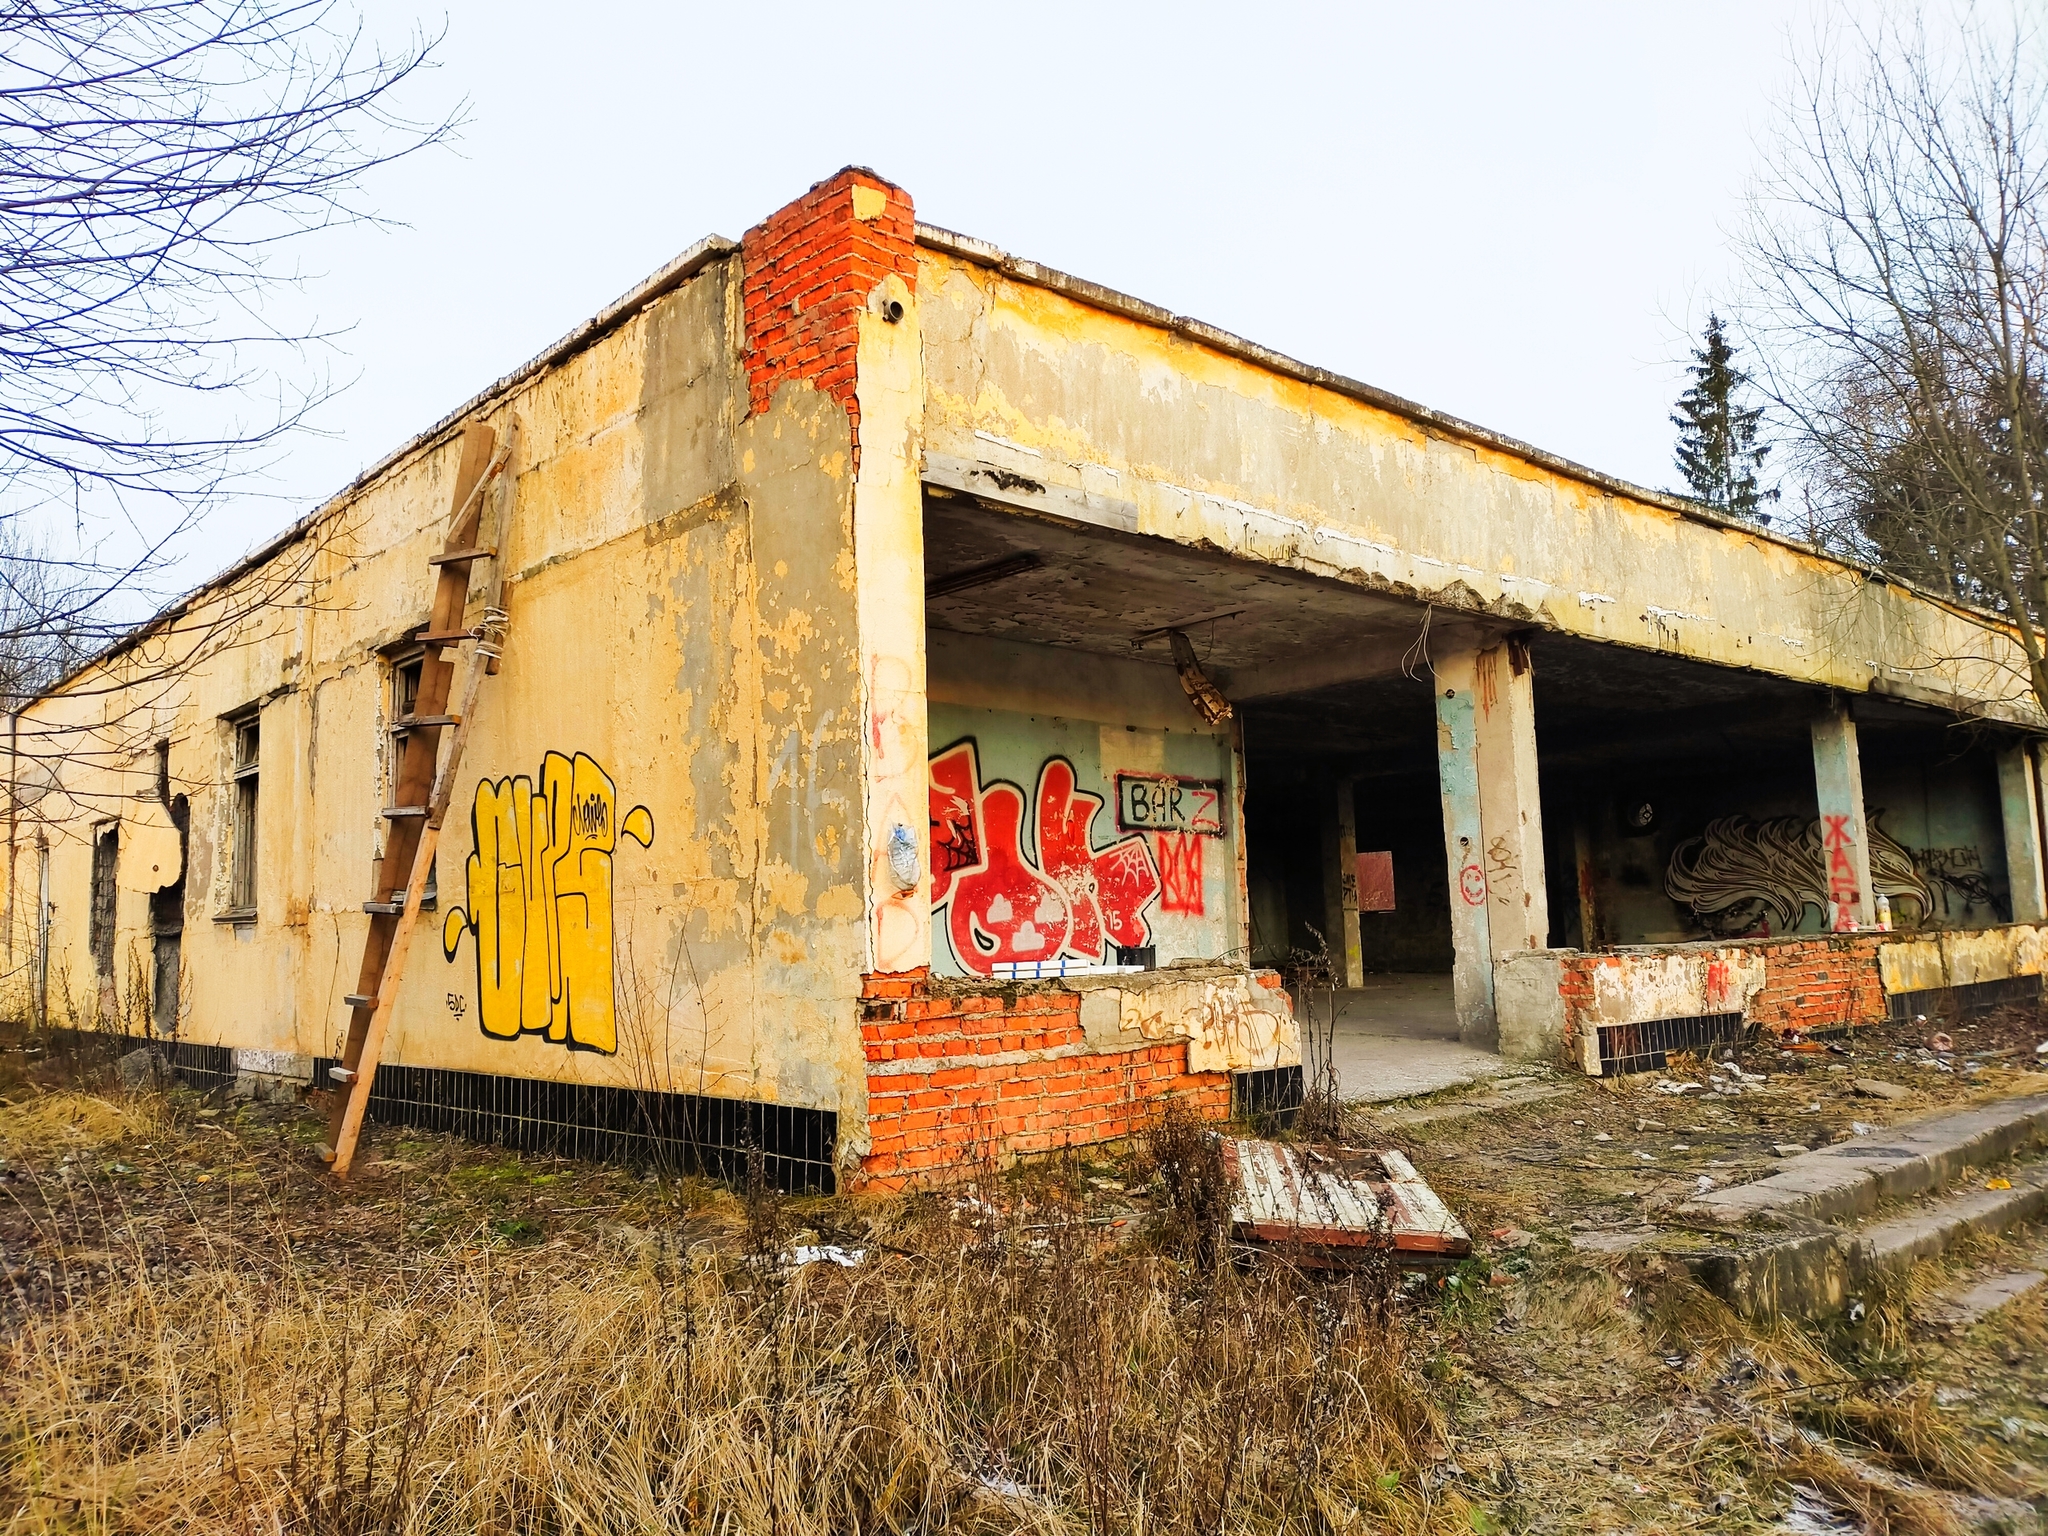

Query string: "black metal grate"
[31, 1028, 234, 1091]
[1887, 973, 2042, 1023]
[164, 1041, 235, 1092]
[311, 1059, 838, 1193]
[1596, 1012, 1745, 1077]
[1233, 1064, 1304, 1123]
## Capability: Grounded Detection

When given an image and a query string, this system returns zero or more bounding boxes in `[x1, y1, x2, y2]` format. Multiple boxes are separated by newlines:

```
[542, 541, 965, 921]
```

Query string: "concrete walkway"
[1306, 973, 1512, 1103]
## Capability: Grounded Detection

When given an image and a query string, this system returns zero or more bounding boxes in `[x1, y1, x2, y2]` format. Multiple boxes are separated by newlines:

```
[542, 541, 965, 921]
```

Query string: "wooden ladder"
[322, 416, 518, 1178]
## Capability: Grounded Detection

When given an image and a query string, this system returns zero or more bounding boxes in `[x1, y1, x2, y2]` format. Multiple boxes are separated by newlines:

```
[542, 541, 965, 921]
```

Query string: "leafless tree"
[0, 1, 456, 829]
[1740, 6, 2048, 715]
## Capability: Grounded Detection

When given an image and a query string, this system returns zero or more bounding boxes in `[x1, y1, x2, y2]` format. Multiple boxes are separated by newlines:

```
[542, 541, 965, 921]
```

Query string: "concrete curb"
[1684, 1092, 2048, 1226]
[1680, 1162, 2048, 1321]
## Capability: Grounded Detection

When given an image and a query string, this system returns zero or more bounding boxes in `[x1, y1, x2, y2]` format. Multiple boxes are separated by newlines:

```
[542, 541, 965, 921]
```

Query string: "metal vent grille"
[1232, 1064, 1304, 1123]
[310, 1059, 837, 1193]
[1596, 1012, 1745, 1076]
[1886, 973, 2042, 1023]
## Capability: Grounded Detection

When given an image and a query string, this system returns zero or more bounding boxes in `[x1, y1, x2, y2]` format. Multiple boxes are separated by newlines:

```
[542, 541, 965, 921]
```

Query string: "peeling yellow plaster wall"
[7, 255, 877, 1135]
[855, 271, 931, 983]
[918, 249, 2037, 726]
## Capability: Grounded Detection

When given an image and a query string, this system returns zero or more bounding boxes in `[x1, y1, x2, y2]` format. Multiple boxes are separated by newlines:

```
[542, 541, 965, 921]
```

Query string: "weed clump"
[1138, 1098, 1230, 1270]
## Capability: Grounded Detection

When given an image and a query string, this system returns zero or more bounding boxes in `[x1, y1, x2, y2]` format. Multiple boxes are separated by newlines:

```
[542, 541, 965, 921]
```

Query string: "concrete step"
[1684, 1090, 2048, 1226]
[1915, 1248, 2048, 1331]
[1374, 1079, 1573, 1128]
[1643, 1088, 2048, 1321]
[1680, 1158, 2048, 1321]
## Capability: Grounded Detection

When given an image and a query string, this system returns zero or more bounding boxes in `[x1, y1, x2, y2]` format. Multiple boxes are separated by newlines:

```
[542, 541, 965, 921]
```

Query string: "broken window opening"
[388, 652, 437, 906]
[89, 822, 117, 977]
[227, 711, 259, 916]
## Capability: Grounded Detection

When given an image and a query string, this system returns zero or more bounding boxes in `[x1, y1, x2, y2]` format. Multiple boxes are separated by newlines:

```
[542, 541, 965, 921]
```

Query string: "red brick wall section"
[739, 167, 917, 473]
[858, 970, 1232, 1189]
[1554, 934, 1893, 1069]
[1742, 935, 1889, 1036]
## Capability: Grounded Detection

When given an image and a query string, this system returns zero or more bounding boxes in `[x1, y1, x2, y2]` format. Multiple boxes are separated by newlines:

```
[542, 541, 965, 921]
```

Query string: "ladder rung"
[343, 994, 373, 1008]
[328, 1065, 357, 1085]
[381, 806, 427, 819]
[414, 628, 475, 644]
[427, 546, 496, 566]
[363, 900, 404, 915]
[390, 714, 460, 731]
[317, 1143, 337, 1162]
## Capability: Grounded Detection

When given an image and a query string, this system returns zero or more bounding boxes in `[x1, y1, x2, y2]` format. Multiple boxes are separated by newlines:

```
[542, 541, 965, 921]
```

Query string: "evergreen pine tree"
[1672, 314, 1778, 518]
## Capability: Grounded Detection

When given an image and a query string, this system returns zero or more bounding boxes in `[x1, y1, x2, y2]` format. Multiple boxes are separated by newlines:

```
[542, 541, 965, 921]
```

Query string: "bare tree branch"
[1740, 5, 2048, 716]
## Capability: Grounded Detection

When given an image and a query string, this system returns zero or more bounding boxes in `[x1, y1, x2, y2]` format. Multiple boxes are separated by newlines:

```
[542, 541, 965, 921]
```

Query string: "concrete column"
[853, 259, 930, 974]
[1319, 776, 1363, 987]
[1999, 742, 2047, 924]
[1810, 703, 1874, 931]
[1474, 640, 1549, 957]
[1434, 637, 1548, 1048]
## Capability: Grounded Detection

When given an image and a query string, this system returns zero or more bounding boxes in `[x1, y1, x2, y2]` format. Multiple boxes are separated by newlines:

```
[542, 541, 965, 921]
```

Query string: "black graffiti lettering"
[575, 792, 609, 839]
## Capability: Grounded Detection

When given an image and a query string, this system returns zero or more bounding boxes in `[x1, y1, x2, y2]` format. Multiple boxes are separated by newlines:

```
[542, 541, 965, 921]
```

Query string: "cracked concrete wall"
[7, 253, 875, 1127]
[916, 245, 2041, 727]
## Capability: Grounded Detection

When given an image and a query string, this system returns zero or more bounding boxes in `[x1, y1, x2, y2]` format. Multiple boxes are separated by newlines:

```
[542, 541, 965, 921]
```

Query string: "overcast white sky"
[182, 0, 1839, 585]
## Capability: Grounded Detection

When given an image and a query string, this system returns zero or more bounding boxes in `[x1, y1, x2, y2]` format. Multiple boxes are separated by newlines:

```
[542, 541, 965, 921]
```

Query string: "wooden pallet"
[1222, 1138, 1471, 1262]
[320, 417, 518, 1177]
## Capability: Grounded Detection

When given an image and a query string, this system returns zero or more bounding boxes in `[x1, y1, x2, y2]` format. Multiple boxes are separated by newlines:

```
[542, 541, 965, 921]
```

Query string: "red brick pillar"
[739, 167, 917, 474]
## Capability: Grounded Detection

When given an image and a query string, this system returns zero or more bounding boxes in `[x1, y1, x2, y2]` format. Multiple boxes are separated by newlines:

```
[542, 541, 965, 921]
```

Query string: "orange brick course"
[1555, 933, 1895, 1069]
[856, 969, 1231, 1189]
[738, 167, 917, 475]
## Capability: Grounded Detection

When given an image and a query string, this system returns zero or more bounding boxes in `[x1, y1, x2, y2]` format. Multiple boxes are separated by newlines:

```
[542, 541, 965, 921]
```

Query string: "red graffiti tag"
[947, 781, 1071, 967]
[1156, 831, 1205, 914]
[1459, 863, 1488, 906]
[1823, 813, 1861, 930]
[929, 742, 1163, 974]
[927, 741, 982, 907]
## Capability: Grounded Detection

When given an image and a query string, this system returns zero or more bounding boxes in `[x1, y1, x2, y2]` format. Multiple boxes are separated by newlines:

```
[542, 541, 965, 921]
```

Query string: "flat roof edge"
[911, 221, 2018, 642]
[42, 233, 740, 699]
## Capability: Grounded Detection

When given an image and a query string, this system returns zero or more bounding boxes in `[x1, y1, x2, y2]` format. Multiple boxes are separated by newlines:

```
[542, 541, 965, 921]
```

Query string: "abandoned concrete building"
[13, 168, 2048, 1188]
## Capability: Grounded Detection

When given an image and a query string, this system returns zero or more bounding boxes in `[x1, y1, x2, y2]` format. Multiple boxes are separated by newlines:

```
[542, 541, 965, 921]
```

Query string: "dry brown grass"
[7, 1037, 2047, 1535]
[1, 1140, 1466, 1535]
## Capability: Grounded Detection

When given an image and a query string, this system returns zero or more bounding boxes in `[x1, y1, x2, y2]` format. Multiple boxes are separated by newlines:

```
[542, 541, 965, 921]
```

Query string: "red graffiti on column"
[1823, 813, 1860, 930]
[1459, 864, 1488, 905]
[928, 740, 1163, 975]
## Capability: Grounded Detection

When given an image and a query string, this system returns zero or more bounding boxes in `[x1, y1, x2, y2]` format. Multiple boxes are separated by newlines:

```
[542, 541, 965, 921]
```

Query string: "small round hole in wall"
[1621, 797, 1659, 836]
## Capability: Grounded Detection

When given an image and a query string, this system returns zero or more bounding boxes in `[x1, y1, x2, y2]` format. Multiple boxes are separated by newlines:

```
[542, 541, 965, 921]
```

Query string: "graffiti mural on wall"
[441, 751, 655, 1053]
[1665, 813, 1933, 936]
[930, 740, 1165, 974]
[1920, 845, 2000, 918]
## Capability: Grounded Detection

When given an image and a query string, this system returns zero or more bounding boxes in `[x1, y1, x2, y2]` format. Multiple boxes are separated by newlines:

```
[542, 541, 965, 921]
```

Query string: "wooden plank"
[1222, 1138, 1470, 1260]
[324, 419, 506, 1158]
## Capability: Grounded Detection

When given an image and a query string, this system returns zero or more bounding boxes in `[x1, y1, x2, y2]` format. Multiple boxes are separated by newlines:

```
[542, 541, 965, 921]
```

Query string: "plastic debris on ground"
[784, 1245, 866, 1268]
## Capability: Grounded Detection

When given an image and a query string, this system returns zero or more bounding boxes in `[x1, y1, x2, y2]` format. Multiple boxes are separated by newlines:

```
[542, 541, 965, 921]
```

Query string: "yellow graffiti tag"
[441, 750, 654, 1054]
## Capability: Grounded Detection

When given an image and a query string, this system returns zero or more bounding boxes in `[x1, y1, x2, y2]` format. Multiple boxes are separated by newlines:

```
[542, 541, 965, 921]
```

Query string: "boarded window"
[1355, 850, 1396, 912]
[228, 713, 259, 913]
[89, 824, 118, 977]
